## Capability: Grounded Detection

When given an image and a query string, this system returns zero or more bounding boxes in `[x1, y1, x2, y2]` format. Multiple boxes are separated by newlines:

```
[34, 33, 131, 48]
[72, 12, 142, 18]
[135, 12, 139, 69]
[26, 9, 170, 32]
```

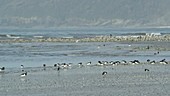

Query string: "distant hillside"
[0, 0, 170, 28]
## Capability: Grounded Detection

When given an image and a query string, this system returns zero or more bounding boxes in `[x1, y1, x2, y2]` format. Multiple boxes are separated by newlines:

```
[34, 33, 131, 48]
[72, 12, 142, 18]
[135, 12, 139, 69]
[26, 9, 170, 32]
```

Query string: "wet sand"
[1, 64, 170, 96]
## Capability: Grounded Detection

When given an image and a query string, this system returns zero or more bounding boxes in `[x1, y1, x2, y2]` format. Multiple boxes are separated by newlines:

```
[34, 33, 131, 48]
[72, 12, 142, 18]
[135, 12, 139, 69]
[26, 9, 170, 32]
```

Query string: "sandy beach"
[1, 63, 170, 96]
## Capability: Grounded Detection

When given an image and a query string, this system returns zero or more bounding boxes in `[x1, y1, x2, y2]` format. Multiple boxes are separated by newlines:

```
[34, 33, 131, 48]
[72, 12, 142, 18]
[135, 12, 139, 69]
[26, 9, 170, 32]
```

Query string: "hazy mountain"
[0, 0, 170, 28]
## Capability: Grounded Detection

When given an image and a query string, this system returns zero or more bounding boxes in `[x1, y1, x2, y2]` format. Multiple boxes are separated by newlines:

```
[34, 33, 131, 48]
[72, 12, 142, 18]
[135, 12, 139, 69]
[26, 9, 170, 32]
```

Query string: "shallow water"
[0, 28, 170, 68]
[0, 41, 170, 68]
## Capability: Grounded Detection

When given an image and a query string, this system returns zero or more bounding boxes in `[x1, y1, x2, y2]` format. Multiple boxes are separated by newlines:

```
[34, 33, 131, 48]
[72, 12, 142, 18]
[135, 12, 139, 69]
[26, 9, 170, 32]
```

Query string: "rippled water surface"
[0, 41, 169, 68]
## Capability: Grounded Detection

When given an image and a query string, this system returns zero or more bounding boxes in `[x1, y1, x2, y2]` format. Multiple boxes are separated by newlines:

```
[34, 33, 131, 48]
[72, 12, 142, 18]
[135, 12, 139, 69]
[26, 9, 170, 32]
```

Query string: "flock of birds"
[0, 58, 169, 78]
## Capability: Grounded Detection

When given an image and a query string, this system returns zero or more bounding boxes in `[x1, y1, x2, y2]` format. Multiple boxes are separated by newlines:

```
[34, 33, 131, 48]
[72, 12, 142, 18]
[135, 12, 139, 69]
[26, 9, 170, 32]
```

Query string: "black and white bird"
[97, 61, 104, 66]
[78, 62, 83, 67]
[21, 65, 24, 69]
[150, 60, 156, 64]
[43, 64, 46, 67]
[144, 69, 149, 72]
[57, 66, 60, 71]
[159, 59, 168, 64]
[20, 72, 27, 77]
[0, 67, 5, 72]
[43, 64, 46, 70]
[54, 64, 57, 67]
[147, 59, 150, 63]
[20, 65, 24, 72]
[86, 62, 92, 66]
[102, 71, 108, 76]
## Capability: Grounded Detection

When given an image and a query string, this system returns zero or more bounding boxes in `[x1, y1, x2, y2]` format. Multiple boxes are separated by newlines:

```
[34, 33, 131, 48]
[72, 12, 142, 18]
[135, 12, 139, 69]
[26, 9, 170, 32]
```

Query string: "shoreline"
[2, 59, 170, 75]
[0, 34, 170, 43]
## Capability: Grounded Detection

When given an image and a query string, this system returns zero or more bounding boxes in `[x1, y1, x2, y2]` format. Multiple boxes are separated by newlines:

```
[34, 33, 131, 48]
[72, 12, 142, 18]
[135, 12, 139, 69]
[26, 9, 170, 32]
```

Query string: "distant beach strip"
[0, 33, 169, 43]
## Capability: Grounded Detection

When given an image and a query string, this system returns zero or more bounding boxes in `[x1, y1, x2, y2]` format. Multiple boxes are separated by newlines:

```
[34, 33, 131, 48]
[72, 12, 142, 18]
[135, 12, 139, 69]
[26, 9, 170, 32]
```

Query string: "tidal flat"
[0, 30, 170, 96]
[0, 63, 170, 96]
